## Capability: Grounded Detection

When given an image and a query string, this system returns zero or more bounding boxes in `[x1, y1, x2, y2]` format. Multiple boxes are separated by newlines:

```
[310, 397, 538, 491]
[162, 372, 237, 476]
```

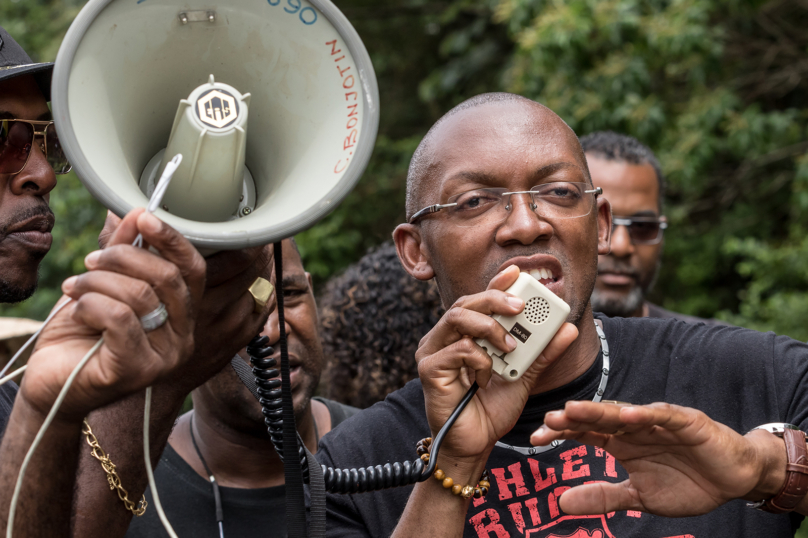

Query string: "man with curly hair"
[319, 242, 443, 408]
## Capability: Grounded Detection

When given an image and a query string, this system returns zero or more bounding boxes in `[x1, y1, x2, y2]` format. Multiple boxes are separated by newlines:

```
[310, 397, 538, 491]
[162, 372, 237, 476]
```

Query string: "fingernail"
[62, 276, 77, 292]
[505, 334, 518, 350]
[535, 425, 547, 436]
[507, 297, 524, 309]
[546, 410, 561, 418]
[84, 251, 101, 269]
[140, 213, 162, 234]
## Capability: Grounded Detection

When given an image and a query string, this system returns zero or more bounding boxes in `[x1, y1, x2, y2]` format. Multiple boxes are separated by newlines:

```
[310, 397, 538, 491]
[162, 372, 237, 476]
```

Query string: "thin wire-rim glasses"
[409, 182, 602, 227]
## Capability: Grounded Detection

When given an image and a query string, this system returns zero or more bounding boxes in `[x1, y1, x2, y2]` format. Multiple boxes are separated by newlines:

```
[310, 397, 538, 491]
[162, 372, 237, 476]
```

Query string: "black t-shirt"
[0, 381, 17, 439]
[125, 397, 358, 538]
[317, 315, 808, 537]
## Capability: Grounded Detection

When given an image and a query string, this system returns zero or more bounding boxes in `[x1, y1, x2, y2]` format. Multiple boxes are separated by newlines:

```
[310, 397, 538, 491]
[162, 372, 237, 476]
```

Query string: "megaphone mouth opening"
[52, 0, 380, 250]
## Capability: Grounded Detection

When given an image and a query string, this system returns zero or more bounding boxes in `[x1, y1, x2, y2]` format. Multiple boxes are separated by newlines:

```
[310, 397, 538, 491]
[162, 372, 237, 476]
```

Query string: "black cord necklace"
[189, 414, 225, 538]
[189, 408, 322, 538]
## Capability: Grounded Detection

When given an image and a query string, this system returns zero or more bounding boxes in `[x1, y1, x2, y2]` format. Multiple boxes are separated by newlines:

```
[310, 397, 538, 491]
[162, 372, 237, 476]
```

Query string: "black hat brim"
[0, 62, 53, 101]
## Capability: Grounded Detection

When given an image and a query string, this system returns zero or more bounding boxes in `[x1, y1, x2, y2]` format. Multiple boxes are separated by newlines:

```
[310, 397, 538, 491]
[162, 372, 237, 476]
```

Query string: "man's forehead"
[427, 102, 587, 193]
[586, 155, 659, 212]
[281, 239, 307, 277]
[0, 75, 49, 118]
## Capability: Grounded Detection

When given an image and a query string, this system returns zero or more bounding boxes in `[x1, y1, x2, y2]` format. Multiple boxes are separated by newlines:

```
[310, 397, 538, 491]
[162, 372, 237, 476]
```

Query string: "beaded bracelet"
[416, 437, 490, 500]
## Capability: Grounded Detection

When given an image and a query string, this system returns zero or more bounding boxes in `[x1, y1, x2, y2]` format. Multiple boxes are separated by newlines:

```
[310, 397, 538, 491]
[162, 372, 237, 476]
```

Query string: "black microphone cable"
[248, 241, 480, 495]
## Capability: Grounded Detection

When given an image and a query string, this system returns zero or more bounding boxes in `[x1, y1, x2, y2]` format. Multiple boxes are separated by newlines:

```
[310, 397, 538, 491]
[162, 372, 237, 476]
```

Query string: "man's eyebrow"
[281, 274, 309, 288]
[0, 111, 13, 120]
[630, 210, 660, 217]
[447, 170, 498, 185]
[529, 162, 580, 180]
[445, 162, 583, 189]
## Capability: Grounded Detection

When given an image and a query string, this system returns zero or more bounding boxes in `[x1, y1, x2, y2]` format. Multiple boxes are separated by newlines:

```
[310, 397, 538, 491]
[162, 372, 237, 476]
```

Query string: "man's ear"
[306, 272, 314, 293]
[596, 196, 612, 255]
[393, 224, 435, 281]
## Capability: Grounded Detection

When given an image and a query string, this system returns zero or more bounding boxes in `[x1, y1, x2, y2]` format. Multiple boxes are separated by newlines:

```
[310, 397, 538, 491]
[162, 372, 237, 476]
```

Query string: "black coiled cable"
[247, 335, 479, 494]
[247, 240, 479, 495]
[249, 336, 310, 480]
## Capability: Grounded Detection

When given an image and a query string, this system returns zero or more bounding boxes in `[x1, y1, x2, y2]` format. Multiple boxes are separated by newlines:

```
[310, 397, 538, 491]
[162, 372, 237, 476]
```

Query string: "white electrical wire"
[6, 154, 183, 538]
[0, 298, 74, 382]
[137, 154, 182, 538]
[143, 386, 178, 538]
[0, 366, 27, 389]
[6, 338, 104, 538]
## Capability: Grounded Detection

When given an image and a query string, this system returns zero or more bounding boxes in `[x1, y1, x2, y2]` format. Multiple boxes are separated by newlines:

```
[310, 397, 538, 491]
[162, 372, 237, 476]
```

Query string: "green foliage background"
[3, 2, 808, 334]
[3, 0, 808, 533]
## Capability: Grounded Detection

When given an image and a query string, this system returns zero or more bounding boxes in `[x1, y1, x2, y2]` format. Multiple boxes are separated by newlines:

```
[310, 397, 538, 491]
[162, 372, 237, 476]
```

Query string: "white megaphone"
[51, 0, 379, 250]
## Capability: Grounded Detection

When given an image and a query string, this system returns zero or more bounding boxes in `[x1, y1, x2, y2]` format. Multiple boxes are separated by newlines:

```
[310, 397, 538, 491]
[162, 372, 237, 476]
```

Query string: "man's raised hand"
[531, 400, 790, 517]
[20, 209, 205, 422]
[96, 210, 274, 397]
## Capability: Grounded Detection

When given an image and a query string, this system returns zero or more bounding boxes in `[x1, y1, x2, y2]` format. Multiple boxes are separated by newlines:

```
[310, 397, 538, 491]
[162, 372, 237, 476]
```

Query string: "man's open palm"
[532, 401, 773, 517]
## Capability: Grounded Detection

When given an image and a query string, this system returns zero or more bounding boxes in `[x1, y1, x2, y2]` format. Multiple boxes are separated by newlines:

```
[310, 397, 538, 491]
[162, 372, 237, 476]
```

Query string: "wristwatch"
[747, 423, 808, 513]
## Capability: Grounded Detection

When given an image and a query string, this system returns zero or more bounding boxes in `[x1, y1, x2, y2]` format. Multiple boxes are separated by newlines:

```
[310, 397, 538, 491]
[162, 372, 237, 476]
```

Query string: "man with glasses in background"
[0, 26, 72, 435]
[582, 131, 722, 324]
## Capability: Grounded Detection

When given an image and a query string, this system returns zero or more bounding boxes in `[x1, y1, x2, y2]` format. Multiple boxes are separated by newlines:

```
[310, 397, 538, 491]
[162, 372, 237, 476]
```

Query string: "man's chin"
[591, 286, 644, 318]
[0, 279, 38, 305]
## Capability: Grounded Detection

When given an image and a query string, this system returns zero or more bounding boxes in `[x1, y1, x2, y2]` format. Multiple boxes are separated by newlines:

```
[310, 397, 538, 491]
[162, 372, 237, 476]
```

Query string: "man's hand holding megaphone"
[97, 209, 275, 396]
[68, 212, 275, 537]
[0, 209, 221, 536]
[22, 208, 207, 421]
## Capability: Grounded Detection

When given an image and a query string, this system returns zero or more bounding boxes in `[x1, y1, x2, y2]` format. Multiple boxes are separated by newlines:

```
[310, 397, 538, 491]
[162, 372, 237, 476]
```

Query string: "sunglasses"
[612, 216, 668, 245]
[0, 119, 71, 176]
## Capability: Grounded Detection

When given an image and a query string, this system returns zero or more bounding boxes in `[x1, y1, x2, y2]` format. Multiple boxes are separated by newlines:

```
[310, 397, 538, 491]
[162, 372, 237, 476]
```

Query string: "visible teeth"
[527, 269, 555, 281]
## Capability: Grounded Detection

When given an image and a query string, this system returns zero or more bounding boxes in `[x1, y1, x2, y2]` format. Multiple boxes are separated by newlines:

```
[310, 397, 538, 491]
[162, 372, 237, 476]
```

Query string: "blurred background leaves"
[3, 0, 808, 348]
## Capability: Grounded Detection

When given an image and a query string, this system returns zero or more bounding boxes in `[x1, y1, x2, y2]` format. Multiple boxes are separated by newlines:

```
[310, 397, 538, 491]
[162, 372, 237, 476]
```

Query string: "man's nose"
[610, 224, 635, 257]
[9, 140, 57, 197]
[496, 193, 554, 245]
[265, 309, 293, 346]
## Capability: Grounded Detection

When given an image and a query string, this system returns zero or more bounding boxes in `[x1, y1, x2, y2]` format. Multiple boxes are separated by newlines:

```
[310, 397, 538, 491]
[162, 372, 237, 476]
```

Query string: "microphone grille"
[524, 296, 551, 325]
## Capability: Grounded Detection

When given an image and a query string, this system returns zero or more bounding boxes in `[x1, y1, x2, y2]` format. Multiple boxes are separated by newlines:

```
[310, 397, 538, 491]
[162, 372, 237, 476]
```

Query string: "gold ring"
[613, 430, 625, 436]
[248, 277, 274, 314]
[602, 400, 632, 406]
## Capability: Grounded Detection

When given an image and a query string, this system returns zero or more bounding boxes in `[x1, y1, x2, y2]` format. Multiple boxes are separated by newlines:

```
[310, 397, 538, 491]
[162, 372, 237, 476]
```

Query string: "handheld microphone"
[476, 272, 570, 381]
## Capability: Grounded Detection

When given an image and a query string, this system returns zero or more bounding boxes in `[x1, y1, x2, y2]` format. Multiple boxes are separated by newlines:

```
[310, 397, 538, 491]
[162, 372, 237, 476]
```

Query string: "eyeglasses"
[409, 182, 602, 227]
[612, 216, 668, 245]
[0, 119, 71, 176]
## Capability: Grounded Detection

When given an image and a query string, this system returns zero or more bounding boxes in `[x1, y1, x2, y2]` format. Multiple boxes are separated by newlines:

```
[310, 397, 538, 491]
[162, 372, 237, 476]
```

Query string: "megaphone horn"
[52, 0, 379, 250]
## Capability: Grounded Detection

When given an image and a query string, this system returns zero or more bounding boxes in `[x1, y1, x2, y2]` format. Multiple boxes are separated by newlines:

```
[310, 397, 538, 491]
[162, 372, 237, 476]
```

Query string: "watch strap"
[762, 428, 808, 514]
